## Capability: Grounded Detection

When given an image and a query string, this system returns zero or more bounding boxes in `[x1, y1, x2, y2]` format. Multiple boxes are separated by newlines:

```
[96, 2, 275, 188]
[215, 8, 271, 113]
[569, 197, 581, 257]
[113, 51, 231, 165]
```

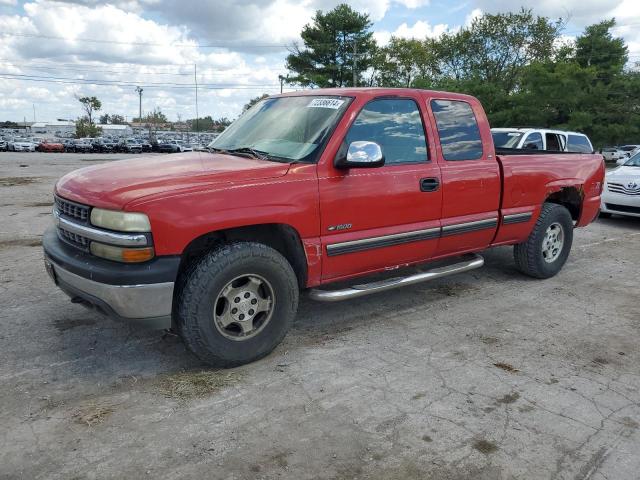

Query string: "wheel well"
[177, 224, 308, 289]
[545, 186, 582, 221]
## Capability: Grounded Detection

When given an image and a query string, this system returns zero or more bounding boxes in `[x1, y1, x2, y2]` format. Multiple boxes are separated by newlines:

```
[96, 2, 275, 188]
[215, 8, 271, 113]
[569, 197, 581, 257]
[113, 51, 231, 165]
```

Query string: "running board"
[308, 254, 484, 302]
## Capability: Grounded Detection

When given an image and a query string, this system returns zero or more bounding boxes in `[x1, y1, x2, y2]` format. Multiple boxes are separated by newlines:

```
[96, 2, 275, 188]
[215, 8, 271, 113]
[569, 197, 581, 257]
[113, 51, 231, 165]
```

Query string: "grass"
[73, 403, 115, 426]
[155, 369, 244, 401]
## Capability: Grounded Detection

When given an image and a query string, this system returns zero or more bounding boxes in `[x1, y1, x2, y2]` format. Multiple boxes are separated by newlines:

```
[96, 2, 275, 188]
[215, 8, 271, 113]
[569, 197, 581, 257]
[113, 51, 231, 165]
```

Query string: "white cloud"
[374, 19, 452, 45]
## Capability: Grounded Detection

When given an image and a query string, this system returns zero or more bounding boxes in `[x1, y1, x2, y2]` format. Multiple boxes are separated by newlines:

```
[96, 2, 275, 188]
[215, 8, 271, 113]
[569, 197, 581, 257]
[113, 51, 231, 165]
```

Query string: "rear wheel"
[514, 203, 573, 279]
[176, 242, 299, 367]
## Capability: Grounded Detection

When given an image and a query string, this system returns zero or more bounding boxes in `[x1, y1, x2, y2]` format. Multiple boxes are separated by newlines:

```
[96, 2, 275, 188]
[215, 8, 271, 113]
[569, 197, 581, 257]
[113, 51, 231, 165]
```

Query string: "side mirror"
[335, 141, 385, 169]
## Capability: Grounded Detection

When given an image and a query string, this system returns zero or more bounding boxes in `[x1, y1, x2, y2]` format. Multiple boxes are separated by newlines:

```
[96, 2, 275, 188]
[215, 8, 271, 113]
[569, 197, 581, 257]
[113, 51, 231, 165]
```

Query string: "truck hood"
[56, 152, 290, 210]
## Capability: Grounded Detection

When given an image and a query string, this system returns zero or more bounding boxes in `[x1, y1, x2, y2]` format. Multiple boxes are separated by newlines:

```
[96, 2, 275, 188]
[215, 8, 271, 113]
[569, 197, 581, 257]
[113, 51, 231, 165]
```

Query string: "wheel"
[599, 211, 612, 219]
[514, 203, 574, 279]
[176, 242, 299, 367]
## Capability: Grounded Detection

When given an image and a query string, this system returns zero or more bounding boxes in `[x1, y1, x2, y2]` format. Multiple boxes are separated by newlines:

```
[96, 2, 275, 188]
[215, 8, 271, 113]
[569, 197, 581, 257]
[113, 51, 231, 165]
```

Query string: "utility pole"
[194, 64, 199, 134]
[352, 39, 358, 87]
[279, 75, 285, 94]
[135, 86, 143, 124]
[33, 104, 36, 122]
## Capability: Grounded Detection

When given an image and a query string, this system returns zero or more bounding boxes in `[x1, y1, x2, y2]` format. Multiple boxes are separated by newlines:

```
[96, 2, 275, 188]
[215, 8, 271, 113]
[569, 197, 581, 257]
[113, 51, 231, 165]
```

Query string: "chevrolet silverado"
[43, 88, 605, 367]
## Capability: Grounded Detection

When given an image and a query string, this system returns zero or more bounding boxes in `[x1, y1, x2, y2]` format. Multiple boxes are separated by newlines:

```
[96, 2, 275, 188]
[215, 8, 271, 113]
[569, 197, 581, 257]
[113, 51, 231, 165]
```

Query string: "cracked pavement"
[1, 152, 639, 479]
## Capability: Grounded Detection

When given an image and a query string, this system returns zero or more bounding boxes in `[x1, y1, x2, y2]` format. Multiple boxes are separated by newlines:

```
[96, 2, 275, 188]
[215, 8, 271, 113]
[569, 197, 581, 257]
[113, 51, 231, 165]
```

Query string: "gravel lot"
[1, 152, 639, 480]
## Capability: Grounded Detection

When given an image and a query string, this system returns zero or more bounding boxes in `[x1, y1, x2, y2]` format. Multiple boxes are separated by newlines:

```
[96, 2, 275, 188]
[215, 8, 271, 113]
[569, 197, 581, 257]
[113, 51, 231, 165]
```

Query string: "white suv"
[491, 128, 594, 153]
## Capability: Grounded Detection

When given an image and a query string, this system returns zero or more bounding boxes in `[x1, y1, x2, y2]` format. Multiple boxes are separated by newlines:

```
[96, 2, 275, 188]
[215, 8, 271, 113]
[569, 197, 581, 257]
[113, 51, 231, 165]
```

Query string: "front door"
[318, 96, 443, 282]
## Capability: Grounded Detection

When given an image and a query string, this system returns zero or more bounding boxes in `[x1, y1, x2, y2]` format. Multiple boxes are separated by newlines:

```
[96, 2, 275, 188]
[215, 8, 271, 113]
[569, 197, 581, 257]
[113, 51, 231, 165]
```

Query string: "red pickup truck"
[43, 88, 604, 367]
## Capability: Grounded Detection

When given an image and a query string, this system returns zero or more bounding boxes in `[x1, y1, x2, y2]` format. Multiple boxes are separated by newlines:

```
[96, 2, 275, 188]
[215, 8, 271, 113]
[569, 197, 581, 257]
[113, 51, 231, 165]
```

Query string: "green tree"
[76, 96, 102, 124]
[575, 19, 628, 77]
[372, 37, 436, 87]
[134, 108, 167, 124]
[286, 3, 376, 87]
[75, 117, 102, 138]
[99, 113, 127, 125]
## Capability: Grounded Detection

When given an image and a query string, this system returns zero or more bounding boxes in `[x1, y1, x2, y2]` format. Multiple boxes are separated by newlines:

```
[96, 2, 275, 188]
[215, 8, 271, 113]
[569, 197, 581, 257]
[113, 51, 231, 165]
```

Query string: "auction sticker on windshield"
[307, 98, 345, 109]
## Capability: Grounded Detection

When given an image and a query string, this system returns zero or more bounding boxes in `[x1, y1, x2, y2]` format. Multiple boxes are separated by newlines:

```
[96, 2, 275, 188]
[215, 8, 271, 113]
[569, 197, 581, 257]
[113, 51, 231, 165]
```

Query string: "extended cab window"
[430, 100, 483, 161]
[344, 98, 427, 165]
[567, 135, 593, 153]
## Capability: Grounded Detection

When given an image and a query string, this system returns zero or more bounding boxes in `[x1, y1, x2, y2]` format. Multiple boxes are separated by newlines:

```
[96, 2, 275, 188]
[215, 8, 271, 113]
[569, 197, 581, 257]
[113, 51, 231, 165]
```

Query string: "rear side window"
[567, 135, 593, 153]
[345, 98, 428, 165]
[430, 100, 483, 161]
[523, 132, 543, 150]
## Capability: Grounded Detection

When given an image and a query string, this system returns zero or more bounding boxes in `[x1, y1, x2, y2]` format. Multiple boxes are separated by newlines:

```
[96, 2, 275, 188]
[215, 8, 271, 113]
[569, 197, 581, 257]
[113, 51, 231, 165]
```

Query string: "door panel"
[319, 164, 442, 280]
[427, 97, 501, 257]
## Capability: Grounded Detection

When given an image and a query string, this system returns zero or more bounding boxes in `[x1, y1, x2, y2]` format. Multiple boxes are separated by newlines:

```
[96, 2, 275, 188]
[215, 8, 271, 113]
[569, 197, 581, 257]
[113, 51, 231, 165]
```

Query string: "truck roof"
[276, 87, 478, 102]
[491, 127, 588, 136]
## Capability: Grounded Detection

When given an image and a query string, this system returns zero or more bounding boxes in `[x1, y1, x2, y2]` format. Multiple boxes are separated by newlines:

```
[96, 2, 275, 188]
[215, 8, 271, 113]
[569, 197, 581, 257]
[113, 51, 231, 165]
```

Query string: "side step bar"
[308, 253, 484, 302]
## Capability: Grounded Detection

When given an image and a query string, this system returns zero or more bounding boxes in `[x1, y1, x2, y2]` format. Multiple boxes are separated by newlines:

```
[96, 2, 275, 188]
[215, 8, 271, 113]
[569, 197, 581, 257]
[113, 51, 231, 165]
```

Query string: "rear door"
[426, 97, 501, 258]
[318, 95, 443, 281]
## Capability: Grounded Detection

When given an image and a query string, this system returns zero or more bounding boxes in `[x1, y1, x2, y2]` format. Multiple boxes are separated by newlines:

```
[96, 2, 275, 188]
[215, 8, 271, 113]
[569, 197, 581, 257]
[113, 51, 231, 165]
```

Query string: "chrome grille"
[58, 227, 90, 251]
[55, 195, 90, 223]
[607, 182, 640, 196]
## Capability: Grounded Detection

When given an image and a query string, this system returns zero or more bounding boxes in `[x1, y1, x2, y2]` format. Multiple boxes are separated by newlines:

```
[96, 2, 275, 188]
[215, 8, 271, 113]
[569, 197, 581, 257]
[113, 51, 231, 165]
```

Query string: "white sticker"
[307, 98, 345, 109]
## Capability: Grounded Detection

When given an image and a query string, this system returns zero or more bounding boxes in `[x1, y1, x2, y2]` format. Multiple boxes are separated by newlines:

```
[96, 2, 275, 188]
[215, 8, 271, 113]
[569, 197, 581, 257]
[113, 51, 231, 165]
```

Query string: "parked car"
[600, 151, 640, 218]
[62, 139, 75, 152]
[601, 147, 623, 163]
[158, 140, 181, 153]
[140, 141, 153, 152]
[0, 140, 7, 151]
[72, 138, 94, 153]
[119, 138, 143, 153]
[177, 141, 193, 152]
[91, 138, 117, 153]
[43, 88, 604, 367]
[10, 139, 36, 152]
[37, 140, 65, 153]
[491, 128, 594, 153]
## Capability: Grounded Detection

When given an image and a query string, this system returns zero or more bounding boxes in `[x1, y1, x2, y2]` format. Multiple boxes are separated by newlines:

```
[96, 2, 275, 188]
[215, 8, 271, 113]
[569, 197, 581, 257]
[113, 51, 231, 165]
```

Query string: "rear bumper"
[43, 227, 179, 328]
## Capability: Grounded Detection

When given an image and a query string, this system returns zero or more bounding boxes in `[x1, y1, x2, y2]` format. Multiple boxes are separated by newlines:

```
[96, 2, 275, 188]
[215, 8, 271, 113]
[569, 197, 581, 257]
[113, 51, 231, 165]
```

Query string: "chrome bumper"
[45, 257, 174, 327]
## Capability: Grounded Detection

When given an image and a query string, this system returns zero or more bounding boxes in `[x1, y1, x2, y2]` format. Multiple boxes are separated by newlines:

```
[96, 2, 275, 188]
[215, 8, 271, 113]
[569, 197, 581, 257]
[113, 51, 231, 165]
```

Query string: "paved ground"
[1, 152, 639, 480]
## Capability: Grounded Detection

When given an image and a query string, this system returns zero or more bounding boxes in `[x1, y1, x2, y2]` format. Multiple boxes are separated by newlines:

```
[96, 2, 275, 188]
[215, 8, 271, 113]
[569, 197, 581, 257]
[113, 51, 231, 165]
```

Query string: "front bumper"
[601, 190, 640, 218]
[43, 227, 180, 328]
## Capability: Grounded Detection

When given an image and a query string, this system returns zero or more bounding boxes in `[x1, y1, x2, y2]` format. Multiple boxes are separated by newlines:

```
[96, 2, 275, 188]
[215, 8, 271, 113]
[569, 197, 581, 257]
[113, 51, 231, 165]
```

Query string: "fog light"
[90, 242, 154, 263]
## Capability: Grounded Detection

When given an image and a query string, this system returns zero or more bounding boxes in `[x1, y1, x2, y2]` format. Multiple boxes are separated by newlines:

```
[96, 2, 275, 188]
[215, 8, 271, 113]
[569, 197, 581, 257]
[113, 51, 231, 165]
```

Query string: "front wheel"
[176, 242, 299, 367]
[514, 203, 574, 279]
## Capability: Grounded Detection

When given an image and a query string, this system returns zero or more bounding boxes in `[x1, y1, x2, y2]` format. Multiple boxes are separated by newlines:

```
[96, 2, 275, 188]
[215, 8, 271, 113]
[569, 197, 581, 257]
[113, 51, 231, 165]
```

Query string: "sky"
[0, 0, 638, 123]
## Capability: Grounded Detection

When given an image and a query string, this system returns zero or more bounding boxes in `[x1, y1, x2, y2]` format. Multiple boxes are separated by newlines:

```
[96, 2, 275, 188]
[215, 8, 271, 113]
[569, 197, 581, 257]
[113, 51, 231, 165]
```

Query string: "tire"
[176, 242, 299, 367]
[599, 211, 612, 219]
[514, 203, 574, 279]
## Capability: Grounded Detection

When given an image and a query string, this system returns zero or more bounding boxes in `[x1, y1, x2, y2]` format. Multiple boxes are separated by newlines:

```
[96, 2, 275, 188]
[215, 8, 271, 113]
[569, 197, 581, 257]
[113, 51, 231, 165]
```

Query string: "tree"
[243, 94, 269, 112]
[575, 19, 628, 80]
[98, 113, 127, 125]
[133, 108, 167, 124]
[75, 117, 102, 138]
[285, 3, 376, 87]
[76, 96, 102, 125]
[372, 37, 436, 87]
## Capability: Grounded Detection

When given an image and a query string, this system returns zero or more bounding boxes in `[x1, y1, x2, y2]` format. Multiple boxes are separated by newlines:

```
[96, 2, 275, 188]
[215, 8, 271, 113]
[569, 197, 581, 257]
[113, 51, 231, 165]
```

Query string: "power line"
[0, 72, 281, 90]
[0, 32, 294, 49]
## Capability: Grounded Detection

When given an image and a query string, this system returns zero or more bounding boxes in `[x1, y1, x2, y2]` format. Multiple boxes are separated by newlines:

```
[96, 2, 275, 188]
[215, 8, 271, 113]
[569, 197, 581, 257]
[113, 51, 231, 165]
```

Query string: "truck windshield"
[211, 96, 351, 162]
[492, 131, 524, 148]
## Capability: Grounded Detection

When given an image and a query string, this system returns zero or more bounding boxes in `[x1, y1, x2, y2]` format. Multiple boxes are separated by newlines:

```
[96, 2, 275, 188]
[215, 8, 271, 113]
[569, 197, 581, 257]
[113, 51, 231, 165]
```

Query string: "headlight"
[90, 208, 151, 232]
[90, 242, 155, 263]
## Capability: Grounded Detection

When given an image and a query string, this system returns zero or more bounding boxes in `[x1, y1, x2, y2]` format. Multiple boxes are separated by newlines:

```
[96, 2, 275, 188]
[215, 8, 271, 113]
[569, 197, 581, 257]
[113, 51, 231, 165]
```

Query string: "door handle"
[420, 177, 440, 192]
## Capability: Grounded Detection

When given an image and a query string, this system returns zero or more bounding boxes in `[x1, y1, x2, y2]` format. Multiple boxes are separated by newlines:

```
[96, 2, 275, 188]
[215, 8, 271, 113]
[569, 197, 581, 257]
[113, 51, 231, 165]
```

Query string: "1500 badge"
[328, 223, 352, 231]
